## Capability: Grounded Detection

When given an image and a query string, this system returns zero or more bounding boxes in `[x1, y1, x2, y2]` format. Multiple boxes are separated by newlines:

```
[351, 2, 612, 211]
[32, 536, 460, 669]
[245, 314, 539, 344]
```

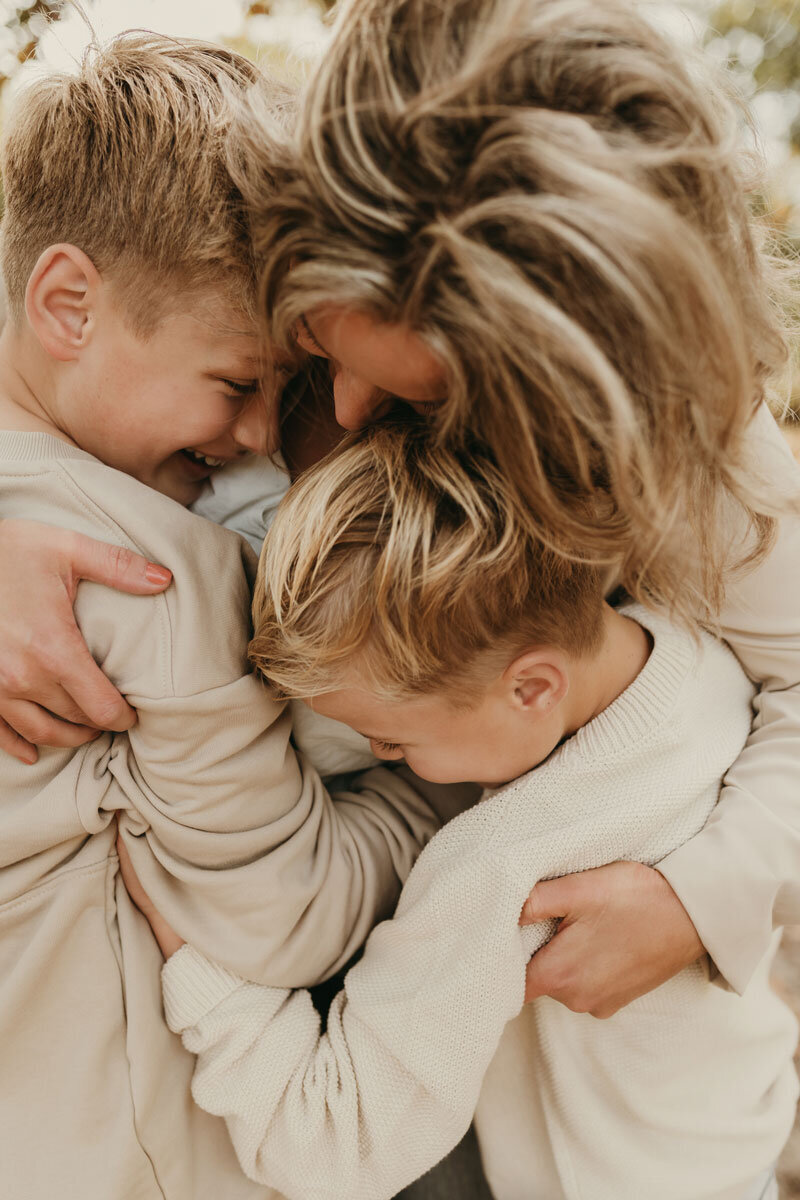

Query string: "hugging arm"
[523, 408, 800, 1011]
[656, 408, 800, 993]
[159, 853, 529, 1200]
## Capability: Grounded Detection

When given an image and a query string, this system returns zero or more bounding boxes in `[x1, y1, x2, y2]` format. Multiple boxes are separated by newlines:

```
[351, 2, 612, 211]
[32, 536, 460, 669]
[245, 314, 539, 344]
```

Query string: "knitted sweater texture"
[163, 607, 799, 1200]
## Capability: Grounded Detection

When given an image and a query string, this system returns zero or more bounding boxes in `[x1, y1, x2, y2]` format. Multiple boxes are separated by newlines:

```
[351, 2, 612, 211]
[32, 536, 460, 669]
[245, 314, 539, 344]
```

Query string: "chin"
[152, 472, 204, 507]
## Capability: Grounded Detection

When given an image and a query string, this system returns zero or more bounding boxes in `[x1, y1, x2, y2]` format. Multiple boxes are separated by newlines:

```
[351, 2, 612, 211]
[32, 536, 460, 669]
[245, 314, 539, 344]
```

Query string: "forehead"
[155, 294, 264, 365]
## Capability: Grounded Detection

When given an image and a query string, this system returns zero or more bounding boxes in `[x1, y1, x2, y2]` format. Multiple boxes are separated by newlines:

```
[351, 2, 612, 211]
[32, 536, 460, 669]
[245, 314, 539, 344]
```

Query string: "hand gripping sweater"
[162, 606, 799, 1200]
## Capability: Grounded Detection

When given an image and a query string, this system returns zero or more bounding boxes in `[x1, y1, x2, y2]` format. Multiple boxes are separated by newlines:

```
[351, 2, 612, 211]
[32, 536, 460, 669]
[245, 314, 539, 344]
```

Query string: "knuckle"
[564, 993, 591, 1015]
[0, 660, 34, 697]
[13, 711, 53, 744]
[58, 528, 82, 560]
[93, 702, 125, 729]
[103, 542, 135, 578]
[544, 961, 571, 994]
[590, 1005, 615, 1020]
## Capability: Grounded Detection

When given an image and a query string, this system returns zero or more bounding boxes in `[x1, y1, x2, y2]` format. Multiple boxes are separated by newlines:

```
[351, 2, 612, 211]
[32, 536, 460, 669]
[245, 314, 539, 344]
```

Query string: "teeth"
[186, 449, 225, 468]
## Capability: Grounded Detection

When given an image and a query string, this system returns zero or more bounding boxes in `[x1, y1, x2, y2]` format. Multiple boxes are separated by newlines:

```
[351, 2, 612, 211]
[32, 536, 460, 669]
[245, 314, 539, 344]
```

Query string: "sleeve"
[657, 405, 800, 993]
[66, 495, 441, 988]
[160, 851, 529, 1200]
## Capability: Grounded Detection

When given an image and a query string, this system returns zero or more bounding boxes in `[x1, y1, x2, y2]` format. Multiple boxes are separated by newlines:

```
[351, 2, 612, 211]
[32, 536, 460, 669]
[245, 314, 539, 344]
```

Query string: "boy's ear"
[25, 244, 102, 362]
[503, 649, 569, 715]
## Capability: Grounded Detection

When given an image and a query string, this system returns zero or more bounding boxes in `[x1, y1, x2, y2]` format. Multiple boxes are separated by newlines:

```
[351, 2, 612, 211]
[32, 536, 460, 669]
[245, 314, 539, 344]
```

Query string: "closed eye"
[372, 739, 402, 753]
[220, 379, 257, 395]
[297, 314, 328, 356]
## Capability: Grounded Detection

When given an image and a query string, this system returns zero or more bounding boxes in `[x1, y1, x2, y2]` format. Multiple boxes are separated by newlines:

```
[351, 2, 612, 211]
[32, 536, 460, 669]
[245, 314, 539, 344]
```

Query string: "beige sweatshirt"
[0, 430, 452, 1200]
[162, 606, 799, 1200]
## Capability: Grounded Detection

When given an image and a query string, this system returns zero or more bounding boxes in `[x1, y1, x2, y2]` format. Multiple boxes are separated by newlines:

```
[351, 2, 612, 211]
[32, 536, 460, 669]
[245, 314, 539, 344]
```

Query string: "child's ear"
[25, 244, 102, 362]
[503, 649, 569, 715]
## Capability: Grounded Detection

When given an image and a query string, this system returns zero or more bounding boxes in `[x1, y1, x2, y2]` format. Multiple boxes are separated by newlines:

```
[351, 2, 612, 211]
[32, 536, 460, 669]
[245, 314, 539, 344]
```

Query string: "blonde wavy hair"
[250, 423, 605, 702]
[1, 32, 293, 332]
[253, 0, 797, 624]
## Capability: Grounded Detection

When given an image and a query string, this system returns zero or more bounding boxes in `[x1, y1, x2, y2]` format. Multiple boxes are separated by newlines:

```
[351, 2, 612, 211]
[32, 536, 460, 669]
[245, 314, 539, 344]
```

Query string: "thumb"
[62, 531, 172, 596]
[519, 876, 575, 925]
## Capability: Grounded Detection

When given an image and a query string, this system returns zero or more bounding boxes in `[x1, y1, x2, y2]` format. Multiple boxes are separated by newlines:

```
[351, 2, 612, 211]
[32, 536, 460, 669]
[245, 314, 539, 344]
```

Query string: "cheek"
[403, 747, 472, 785]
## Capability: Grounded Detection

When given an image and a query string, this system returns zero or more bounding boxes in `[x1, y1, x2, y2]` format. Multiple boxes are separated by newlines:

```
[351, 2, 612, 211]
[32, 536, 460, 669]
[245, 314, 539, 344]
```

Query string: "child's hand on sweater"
[116, 835, 186, 960]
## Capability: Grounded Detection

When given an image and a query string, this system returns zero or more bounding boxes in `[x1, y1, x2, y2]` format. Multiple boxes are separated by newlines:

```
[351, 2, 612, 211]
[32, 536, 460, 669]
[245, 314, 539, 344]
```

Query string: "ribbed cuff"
[162, 944, 244, 1032]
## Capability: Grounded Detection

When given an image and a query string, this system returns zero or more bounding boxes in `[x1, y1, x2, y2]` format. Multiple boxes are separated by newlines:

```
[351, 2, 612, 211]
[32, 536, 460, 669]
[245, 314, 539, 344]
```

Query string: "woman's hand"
[116, 836, 185, 960]
[0, 519, 172, 763]
[519, 861, 705, 1017]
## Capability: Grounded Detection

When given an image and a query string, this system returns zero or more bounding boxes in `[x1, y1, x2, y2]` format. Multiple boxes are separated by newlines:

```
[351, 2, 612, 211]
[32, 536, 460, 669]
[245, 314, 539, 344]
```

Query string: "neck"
[0, 323, 77, 446]
[562, 605, 652, 737]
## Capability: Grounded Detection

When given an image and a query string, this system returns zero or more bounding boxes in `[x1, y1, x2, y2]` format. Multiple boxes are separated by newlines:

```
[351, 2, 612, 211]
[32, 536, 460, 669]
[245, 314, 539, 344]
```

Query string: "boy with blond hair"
[127, 424, 797, 1200]
[0, 37, 446, 1200]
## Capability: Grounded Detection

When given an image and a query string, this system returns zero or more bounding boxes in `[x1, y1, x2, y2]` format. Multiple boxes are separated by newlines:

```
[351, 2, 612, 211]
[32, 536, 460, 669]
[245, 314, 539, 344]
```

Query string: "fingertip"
[144, 563, 172, 589]
[0, 724, 39, 764]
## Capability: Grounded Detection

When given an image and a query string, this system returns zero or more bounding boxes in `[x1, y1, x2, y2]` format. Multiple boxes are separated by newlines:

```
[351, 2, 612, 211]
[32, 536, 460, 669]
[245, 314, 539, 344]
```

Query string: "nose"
[232, 394, 272, 456]
[332, 367, 393, 431]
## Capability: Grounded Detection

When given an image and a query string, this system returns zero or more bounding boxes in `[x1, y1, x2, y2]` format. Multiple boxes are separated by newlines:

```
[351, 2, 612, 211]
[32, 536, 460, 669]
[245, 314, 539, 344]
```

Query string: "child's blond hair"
[250, 424, 606, 704]
[1, 32, 293, 332]
[255, 0, 796, 627]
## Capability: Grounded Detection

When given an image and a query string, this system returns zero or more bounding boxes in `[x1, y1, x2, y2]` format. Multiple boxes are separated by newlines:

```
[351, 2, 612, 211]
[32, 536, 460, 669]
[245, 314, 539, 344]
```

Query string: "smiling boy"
[0, 36, 443, 1200]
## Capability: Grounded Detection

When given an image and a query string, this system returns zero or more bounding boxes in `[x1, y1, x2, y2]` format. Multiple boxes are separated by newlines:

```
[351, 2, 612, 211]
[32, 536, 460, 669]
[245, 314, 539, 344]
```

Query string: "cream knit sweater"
[163, 606, 799, 1200]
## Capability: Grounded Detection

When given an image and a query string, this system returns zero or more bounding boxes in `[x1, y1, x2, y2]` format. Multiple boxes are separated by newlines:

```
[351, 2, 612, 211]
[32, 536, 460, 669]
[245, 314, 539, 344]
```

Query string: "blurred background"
[0, 0, 799, 1192]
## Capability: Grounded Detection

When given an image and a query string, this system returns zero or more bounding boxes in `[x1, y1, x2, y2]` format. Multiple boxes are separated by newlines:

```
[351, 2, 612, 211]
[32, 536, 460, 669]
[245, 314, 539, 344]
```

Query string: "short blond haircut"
[250, 424, 606, 703]
[255, 0, 797, 627]
[1, 32, 294, 331]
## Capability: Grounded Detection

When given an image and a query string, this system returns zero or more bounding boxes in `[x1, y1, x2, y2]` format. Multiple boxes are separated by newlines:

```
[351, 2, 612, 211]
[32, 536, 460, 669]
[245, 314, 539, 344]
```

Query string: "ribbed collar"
[0, 430, 98, 463]
[551, 603, 694, 766]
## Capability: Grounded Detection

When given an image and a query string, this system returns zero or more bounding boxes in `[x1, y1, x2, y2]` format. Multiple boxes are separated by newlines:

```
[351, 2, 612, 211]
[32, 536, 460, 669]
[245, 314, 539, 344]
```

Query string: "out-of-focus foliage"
[705, 1, 800, 241]
[0, 1, 63, 87]
[227, 0, 331, 83]
[708, 1, 800, 146]
[0, 1, 334, 91]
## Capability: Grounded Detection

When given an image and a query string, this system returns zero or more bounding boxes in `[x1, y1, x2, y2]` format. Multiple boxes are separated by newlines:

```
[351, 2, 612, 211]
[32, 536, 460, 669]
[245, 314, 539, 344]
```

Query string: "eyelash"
[297, 314, 327, 356]
[373, 739, 402, 753]
[221, 379, 256, 397]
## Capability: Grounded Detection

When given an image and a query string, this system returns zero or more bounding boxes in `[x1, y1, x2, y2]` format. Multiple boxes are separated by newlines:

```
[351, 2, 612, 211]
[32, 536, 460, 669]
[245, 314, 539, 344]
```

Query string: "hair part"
[1, 32, 291, 334]
[253, 0, 797, 627]
[250, 423, 606, 703]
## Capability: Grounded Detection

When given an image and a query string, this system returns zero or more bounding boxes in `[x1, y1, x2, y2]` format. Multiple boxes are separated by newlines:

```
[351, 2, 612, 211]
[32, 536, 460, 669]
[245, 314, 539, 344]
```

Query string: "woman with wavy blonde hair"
[245, 0, 800, 1043]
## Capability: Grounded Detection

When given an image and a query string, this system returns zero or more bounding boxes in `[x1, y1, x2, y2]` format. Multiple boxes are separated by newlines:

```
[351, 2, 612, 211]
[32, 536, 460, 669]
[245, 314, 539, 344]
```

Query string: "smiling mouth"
[181, 448, 226, 470]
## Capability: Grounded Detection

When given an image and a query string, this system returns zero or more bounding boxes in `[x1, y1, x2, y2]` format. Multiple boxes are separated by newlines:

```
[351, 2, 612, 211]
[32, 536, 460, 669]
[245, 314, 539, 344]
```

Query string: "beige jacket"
[0, 431, 447, 1200]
